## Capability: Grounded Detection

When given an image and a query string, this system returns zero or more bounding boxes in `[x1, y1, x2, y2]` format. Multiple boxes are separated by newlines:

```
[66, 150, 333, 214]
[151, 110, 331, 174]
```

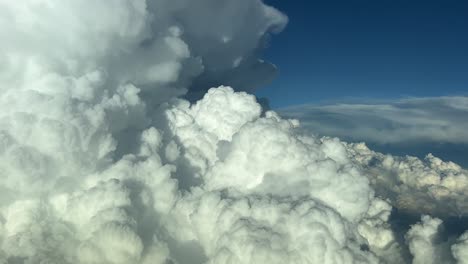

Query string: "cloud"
[347, 142, 468, 217]
[281, 96, 468, 218]
[452, 231, 468, 264]
[405, 216, 453, 264]
[1, 1, 468, 263]
[280, 96, 468, 144]
[166, 193, 380, 264]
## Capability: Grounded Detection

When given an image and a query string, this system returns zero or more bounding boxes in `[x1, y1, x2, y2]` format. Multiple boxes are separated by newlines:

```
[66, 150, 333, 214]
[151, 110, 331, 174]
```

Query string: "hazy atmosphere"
[0, 1, 467, 263]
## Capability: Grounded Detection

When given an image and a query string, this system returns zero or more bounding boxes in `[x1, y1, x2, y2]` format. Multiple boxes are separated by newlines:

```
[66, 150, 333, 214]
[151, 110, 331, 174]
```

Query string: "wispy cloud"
[281, 96, 468, 144]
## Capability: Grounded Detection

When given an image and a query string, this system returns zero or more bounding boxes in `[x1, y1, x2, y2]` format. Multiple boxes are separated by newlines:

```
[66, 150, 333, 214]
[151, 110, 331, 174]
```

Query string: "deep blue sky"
[258, 0, 468, 108]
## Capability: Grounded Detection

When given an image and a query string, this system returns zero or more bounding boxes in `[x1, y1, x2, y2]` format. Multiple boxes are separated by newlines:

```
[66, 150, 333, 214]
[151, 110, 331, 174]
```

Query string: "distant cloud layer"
[281, 96, 468, 144]
[1, 1, 468, 263]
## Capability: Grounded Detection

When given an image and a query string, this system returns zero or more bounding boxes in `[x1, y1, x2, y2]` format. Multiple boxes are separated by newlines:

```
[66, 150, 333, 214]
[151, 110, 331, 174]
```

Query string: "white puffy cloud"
[155, 87, 373, 223]
[2, 0, 468, 263]
[166, 192, 381, 264]
[0, 0, 285, 199]
[347, 142, 468, 217]
[452, 232, 468, 264]
[405, 215, 459, 264]
[0, 0, 286, 262]
[357, 198, 406, 264]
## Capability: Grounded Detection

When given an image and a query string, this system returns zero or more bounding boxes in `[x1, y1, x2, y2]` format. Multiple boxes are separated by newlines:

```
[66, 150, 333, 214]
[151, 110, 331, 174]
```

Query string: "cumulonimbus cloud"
[1, 1, 468, 263]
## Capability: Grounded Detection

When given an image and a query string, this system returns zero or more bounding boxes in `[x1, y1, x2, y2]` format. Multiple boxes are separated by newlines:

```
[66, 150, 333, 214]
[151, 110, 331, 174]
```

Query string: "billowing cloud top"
[1, 1, 468, 264]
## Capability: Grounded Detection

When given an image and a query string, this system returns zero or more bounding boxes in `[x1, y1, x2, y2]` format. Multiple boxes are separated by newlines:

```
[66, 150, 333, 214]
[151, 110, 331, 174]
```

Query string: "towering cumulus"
[0, 1, 467, 263]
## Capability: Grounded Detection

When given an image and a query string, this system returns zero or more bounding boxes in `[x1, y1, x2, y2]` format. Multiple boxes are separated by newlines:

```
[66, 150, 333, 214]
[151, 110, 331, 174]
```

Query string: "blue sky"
[257, 0, 468, 108]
